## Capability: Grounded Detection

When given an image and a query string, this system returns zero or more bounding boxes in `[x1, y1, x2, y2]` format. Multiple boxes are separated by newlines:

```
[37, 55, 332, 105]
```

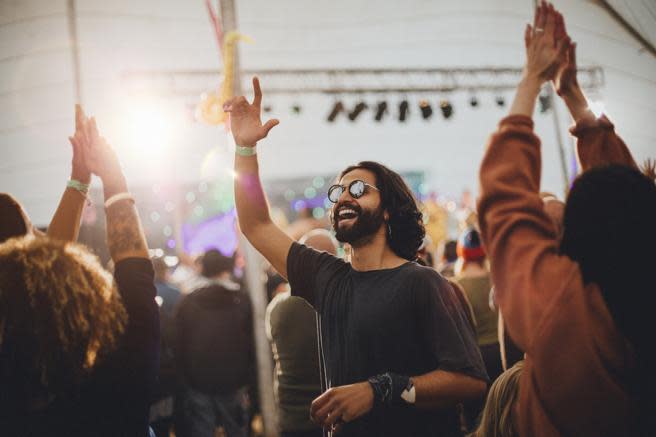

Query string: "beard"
[332, 203, 385, 246]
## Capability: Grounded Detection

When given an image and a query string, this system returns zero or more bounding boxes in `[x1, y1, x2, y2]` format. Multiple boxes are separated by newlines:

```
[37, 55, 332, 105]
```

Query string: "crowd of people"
[1, 2, 654, 436]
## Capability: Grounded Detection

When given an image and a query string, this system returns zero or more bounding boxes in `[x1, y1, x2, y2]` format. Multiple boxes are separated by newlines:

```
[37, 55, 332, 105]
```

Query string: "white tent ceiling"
[1, 0, 655, 225]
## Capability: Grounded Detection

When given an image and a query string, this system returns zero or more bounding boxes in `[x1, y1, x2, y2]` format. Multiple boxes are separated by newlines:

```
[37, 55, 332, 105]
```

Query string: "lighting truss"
[122, 67, 605, 97]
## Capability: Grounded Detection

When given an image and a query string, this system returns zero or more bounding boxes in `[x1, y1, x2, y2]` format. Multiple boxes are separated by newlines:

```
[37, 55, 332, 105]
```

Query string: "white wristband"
[104, 192, 134, 209]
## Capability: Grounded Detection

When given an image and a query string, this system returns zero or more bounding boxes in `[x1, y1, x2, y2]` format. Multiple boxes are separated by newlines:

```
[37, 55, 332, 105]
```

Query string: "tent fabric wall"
[1, 0, 654, 225]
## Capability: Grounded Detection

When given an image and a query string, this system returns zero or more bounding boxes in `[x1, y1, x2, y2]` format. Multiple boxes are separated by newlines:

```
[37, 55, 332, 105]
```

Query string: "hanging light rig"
[125, 67, 605, 125]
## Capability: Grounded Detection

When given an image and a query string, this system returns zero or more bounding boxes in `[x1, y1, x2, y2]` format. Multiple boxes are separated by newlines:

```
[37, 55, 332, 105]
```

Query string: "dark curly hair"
[338, 161, 425, 260]
[560, 164, 656, 432]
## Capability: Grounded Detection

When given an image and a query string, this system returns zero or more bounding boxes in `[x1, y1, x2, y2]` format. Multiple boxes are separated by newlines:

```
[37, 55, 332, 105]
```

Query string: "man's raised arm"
[224, 77, 293, 278]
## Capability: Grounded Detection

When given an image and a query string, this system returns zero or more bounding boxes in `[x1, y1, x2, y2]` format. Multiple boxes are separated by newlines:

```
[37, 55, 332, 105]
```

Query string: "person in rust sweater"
[477, 2, 655, 436]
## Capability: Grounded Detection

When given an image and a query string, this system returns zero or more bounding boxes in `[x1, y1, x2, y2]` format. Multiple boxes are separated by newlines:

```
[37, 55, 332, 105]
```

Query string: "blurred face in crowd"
[331, 168, 386, 246]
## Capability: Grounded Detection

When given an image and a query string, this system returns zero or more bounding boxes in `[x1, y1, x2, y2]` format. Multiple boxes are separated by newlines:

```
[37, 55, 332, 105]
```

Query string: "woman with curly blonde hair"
[0, 109, 158, 436]
[469, 361, 523, 437]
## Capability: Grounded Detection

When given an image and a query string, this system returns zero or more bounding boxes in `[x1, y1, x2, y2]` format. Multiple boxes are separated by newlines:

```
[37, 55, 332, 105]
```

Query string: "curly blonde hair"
[0, 235, 127, 398]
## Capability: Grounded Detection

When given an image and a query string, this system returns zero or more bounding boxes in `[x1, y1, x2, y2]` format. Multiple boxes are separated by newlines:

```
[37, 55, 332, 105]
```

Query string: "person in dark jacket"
[175, 249, 255, 437]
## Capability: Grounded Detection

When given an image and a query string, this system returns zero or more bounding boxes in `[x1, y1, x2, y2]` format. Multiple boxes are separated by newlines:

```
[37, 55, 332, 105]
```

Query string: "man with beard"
[224, 78, 487, 437]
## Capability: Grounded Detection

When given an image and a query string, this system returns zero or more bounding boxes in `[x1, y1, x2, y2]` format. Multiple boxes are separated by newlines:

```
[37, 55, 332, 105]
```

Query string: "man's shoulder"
[401, 261, 446, 282]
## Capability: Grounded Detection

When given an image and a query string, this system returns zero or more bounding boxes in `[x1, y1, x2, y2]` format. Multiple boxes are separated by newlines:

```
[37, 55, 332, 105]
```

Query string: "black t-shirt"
[287, 243, 488, 437]
[2, 258, 160, 437]
[175, 282, 255, 394]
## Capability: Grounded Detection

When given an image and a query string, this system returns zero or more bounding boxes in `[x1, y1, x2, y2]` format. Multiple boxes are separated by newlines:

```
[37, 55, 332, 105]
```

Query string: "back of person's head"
[560, 164, 656, 429]
[470, 360, 524, 437]
[299, 228, 339, 255]
[457, 228, 486, 263]
[201, 249, 234, 278]
[0, 193, 31, 244]
[443, 240, 458, 263]
[339, 161, 425, 260]
[0, 235, 127, 407]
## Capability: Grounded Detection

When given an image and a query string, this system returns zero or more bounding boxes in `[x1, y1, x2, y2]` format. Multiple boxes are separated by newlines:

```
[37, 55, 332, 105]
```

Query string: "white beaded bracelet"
[104, 192, 135, 209]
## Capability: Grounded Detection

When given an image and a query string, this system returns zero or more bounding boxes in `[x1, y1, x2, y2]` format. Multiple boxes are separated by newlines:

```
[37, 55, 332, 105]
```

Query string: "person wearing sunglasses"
[223, 78, 487, 437]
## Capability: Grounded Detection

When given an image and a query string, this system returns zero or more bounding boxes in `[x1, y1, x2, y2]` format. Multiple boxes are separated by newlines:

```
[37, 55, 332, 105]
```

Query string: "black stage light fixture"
[374, 101, 388, 122]
[419, 100, 433, 119]
[469, 97, 479, 108]
[539, 92, 552, 113]
[495, 96, 505, 107]
[263, 105, 273, 113]
[292, 104, 302, 114]
[440, 100, 453, 119]
[348, 102, 368, 121]
[327, 101, 344, 122]
[399, 100, 409, 122]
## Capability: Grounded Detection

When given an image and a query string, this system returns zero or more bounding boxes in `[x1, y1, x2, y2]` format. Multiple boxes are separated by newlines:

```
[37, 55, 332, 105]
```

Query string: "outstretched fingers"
[223, 96, 248, 113]
[569, 42, 577, 68]
[556, 36, 571, 60]
[525, 24, 533, 48]
[535, 2, 547, 31]
[252, 76, 262, 108]
[544, 3, 557, 41]
[260, 119, 280, 138]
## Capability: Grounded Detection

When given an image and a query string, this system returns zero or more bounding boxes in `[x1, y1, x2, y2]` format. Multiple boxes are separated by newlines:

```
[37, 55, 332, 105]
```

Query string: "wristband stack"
[67, 179, 92, 205]
[367, 372, 410, 408]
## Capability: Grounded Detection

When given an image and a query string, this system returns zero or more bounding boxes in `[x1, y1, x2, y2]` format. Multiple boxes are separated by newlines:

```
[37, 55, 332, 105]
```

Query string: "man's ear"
[383, 210, 389, 221]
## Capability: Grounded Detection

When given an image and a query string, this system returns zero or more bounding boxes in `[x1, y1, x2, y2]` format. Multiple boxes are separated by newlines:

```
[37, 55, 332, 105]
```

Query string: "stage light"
[263, 105, 272, 113]
[495, 96, 505, 107]
[419, 100, 433, 120]
[539, 92, 551, 113]
[469, 97, 479, 108]
[440, 100, 453, 119]
[327, 101, 344, 122]
[292, 104, 302, 115]
[374, 101, 388, 122]
[348, 102, 368, 121]
[399, 100, 409, 122]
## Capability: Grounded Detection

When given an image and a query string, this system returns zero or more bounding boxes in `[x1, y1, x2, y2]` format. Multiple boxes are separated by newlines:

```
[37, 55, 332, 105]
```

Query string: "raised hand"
[223, 77, 279, 147]
[552, 11, 578, 97]
[523, 2, 569, 85]
[79, 116, 122, 184]
[68, 105, 91, 183]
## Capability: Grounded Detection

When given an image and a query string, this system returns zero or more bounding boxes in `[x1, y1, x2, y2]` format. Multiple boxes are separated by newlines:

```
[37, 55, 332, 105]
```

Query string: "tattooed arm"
[80, 114, 149, 262]
[104, 172, 149, 262]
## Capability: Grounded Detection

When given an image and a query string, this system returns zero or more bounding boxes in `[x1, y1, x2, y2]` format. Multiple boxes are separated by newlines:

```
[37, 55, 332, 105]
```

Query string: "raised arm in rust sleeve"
[477, 115, 583, 352]
[571, 113, 637, 172]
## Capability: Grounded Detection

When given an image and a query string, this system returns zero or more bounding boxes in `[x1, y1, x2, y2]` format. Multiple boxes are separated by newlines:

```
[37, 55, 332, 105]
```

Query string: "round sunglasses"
[327, 180, 380, 203]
